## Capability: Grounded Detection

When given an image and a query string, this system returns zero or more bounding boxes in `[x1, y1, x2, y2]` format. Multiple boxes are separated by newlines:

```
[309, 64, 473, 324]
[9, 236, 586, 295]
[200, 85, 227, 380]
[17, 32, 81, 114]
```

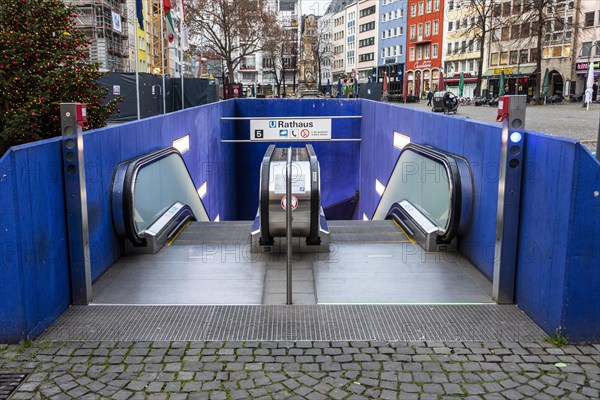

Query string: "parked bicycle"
[458, 97, 471, 106]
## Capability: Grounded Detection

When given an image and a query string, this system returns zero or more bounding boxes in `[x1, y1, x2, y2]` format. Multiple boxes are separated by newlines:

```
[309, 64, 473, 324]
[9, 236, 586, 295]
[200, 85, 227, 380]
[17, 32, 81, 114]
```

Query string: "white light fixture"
[173, 134, 190, 154]
[394, 131, 410, 150]
[375, 179, 386, 196]
[197, 181, 207, 199]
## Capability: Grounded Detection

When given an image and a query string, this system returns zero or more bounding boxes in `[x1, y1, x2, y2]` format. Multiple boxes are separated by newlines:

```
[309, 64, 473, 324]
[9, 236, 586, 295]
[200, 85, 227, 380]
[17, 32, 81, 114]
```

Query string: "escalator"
[373, 143, 473, 251]
[111, 147, 210, 254]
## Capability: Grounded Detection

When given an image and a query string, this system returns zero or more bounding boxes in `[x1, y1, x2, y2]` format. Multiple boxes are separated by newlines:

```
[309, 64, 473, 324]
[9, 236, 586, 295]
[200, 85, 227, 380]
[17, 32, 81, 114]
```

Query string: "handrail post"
[286, 147, 293, 305]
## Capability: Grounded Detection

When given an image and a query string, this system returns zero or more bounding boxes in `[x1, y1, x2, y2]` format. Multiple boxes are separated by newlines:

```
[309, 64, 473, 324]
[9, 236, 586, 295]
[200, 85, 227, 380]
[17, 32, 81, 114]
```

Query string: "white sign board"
[250, 119, 332, 141]
[111, 11, 122, 33]
[269, 161, 310, 194]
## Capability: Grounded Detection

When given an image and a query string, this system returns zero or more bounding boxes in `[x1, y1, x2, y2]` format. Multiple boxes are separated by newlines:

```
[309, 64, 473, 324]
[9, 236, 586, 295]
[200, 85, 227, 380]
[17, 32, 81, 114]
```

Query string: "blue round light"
[510, 132, 522, 143]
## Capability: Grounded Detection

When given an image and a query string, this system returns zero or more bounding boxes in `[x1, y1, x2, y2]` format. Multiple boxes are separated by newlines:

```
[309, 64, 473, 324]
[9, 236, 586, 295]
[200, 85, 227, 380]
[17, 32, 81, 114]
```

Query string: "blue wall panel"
[83, 102, 231, 281]
[516, 133, 575, 335]
[357, 100, 501, 279]
[231, 99, 362, 220]
[562, 146, 600, 342]
[0, 140, 70, 341]
[0, 151, 26, 341]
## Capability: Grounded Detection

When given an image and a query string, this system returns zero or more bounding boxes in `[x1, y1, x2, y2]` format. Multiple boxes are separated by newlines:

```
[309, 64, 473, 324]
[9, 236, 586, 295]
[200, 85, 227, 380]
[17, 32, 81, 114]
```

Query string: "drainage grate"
[42, 305, 546, 342]
[0, 373, 28, 400]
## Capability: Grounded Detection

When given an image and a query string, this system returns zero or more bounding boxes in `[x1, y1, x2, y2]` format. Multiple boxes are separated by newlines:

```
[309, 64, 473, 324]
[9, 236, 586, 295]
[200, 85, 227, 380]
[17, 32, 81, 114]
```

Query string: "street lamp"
[579, 42, 600, 160]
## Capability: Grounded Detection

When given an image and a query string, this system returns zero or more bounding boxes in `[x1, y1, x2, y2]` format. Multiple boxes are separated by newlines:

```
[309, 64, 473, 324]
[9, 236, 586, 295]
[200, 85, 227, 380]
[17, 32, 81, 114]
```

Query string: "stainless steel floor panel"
[172, 221, 252, 245]
[314, 243, 492, 304]
[92, 244, 265, 305]
[328, 220, 409, 243]
[41, 304, 545, 342]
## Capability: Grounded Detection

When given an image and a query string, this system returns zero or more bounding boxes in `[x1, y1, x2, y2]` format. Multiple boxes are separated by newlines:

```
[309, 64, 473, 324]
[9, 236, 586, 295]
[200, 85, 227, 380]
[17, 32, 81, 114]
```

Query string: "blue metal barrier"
[0, 98, 598, 342]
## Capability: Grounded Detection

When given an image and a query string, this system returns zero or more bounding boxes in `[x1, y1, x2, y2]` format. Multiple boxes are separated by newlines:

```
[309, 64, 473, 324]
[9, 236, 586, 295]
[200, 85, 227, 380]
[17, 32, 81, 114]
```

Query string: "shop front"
[575, 61, 600, 101]
[482, 65, 537, 98]
[444, 72, 478, 98]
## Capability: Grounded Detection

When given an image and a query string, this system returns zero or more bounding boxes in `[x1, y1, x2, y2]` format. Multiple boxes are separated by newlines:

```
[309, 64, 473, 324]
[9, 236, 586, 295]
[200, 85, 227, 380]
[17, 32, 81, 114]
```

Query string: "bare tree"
[445, 0, 505, 97]
[187, 0, 278, 83]
[262, 24, 284, 96]
[503, 0, 580, 100]
[314, 18, 333, 92]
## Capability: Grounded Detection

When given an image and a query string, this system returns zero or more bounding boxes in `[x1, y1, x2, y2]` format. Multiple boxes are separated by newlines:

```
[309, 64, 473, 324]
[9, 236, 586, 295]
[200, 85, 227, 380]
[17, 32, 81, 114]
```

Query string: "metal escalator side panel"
[455, 156, 474, 237]
[259, 145, 276, 246]
[306, 144, 321, 245]
[111, 147, 209, 248]
[376, 143, 473, 245]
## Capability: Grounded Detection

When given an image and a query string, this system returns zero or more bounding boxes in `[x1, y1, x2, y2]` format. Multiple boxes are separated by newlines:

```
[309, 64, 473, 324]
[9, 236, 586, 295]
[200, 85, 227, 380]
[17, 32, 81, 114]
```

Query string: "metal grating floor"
[41, 304, 545, 342]
[0, 373, 28, 400]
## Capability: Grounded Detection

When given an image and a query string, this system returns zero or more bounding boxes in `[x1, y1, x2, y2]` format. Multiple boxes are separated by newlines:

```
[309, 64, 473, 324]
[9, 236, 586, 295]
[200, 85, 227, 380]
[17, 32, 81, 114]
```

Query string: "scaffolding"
[71, 0, 130, 71]
[147, 0, 166, 75]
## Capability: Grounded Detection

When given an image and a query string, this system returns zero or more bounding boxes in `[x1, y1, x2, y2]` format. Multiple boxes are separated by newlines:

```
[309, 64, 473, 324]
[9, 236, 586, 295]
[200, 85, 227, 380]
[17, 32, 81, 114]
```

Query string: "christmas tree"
[0, 0, 120, 155]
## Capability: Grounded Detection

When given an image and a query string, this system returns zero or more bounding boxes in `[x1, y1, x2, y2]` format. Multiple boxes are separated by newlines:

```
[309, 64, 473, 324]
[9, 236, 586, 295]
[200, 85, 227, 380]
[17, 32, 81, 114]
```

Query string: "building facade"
[442, 0, 482, 98]
[573, 0, 599, 98]
[356, 0, 378, 82]
[405, 0, 444, 97]
[378, 0, 407, 93]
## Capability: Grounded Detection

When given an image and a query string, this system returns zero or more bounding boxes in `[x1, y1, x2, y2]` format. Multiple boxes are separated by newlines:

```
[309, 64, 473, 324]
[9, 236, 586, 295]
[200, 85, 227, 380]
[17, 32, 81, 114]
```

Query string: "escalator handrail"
[112, 147, 206, 246]
[376, 143, 464, 244]
[259, 145, 276, 246]
[306, 144, 321, 245]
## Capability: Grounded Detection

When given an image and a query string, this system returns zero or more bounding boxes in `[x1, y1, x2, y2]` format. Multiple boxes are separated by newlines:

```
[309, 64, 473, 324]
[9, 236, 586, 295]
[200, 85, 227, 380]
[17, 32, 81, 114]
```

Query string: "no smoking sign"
[281, 195, 298, 211]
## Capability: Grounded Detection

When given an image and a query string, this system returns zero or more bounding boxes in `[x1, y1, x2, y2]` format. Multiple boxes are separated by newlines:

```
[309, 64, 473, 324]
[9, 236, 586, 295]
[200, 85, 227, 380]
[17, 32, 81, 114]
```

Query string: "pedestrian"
[593, 83, 598, 103]
[426, 90, 433, 106]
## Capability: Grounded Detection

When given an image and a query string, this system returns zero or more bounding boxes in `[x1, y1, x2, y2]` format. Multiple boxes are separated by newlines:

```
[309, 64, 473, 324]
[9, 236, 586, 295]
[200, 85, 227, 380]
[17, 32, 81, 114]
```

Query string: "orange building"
[405, 0, 444, 98]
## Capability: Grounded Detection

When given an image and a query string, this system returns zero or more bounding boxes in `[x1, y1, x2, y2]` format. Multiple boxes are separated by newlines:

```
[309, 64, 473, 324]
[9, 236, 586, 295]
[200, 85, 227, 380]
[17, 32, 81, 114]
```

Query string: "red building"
[405, 0, 444, 98]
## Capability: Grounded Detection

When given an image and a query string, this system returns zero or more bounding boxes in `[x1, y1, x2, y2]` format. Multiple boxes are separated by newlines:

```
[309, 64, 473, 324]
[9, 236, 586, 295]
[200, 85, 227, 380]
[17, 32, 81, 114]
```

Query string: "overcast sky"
[299, 0, 332, 16]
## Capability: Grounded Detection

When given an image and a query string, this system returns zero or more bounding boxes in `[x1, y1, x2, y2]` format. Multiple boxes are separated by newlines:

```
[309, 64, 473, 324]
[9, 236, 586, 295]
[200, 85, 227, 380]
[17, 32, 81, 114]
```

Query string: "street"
[398, 100, 599, 152]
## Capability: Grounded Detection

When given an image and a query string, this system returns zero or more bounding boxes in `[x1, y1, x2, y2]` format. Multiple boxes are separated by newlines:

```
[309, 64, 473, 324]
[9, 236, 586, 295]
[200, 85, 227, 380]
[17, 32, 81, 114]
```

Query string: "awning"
[482, 66, 537, 77]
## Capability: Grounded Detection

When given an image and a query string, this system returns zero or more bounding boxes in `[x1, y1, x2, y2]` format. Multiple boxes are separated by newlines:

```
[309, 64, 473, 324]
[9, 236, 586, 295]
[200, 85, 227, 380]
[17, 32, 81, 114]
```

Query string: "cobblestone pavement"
[1, 340, 599, 399]
[400, 101, 599, 151]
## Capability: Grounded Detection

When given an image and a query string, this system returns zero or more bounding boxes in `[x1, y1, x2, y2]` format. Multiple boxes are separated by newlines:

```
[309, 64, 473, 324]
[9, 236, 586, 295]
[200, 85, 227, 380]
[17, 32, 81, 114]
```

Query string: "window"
[434, 0, 440, 11]
[425, 22, 431, 36]
[468, 60, 474, 71]
[359, 53, 374, 62]
[426, 0, 432, 13]
[432, 43, 438, 58]
[511, 25, 520, 39]
[400, 26, 404, 35]
[491, 52, 499, 66]
[501, 26, 509, 40]
[509, 50, 518, 64]
[417, 46, 422, 59]
[502, 2, 511, 16]
[418, 24, 423, 38]
[418, 2, 424, 15]
[447, 43, 452, 54]
[382, 31, 386, 39]
[359, 37, 375, 47]
[519, 49, 528, 63]
[513, 0, 521, 15]
[411, 4, 416, 16]
[424, 45, 430, 59]
[410, 47, 415, 61]
[448, 22, 453, 31]
[398, 45, 403, 55]
[584, 12, 595, 27]
[359, 6, 376, 18]
[530, 48, 538, 61]
[500, 52, 508, 65]
[433, 20, 439, 34]
[410, 25, 416, 39]
[521, 23, 530, 38]
[359, 22, 375, 32]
